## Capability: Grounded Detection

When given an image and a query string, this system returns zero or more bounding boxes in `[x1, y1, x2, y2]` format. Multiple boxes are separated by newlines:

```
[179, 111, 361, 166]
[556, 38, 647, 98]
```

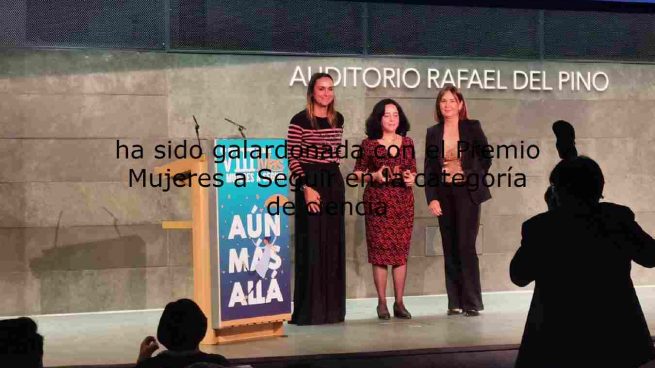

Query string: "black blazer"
[510, 203, 655, 368]
[423, 119, 492, 205]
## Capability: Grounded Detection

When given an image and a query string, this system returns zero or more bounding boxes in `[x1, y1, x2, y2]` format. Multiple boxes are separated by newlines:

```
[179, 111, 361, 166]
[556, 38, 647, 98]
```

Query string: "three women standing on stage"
[353, 99, 417, 320]
[424, 85, 492, 316]
[286, 79, 490, 323]
[287, 73, 346, 325]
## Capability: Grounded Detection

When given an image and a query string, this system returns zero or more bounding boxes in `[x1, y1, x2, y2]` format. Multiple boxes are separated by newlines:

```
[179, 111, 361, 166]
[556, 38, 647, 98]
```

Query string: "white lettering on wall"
[289, 65, 610, 92]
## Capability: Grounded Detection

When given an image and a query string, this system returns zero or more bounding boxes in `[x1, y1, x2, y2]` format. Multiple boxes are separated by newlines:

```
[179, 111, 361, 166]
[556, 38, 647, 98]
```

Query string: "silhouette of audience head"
[185, 363, 226, 368]
[0, 317, 43, 368]
[157, 299, 207, 352]
[550, 155, 604, 206]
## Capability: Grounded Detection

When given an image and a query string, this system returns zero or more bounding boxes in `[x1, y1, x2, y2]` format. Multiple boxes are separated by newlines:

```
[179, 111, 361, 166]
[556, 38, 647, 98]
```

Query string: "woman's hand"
[137, 336, 159, 362]
[403, 170, 416, 187]
[429, 200, 442, 217]
[304, 186, 321, 213]
[373, 165, 390, 183]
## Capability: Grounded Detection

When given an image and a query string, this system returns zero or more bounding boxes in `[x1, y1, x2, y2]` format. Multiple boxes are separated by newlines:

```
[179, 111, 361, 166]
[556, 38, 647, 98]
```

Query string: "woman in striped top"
[287, 72, 346, 325]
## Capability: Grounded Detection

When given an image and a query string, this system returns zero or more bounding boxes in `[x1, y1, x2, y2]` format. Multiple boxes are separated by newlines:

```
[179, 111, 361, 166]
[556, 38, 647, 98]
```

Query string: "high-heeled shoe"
[464, 309, 480, 317]
[377, 303, 391, 320]
[447, 308, 463, 316]
[393, 302, 412, 319]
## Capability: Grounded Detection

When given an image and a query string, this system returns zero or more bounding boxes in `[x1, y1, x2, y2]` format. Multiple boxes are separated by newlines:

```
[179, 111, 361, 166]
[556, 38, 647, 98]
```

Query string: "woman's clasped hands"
[373, 165, 415, 187]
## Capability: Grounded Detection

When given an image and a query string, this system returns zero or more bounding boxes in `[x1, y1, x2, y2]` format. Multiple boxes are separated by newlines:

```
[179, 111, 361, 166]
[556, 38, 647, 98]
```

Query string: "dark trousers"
[437, 184, 483, 311]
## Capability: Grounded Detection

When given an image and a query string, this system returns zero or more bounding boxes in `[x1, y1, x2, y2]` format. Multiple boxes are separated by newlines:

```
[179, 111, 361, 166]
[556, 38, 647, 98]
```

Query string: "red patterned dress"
[354, 136, 416, 266]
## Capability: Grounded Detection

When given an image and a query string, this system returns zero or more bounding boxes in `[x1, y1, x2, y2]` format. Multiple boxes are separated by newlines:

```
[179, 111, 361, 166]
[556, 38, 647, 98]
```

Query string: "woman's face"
[381, 103, 399, 134]
[439, 91, 463, 120]
[312, 77, 334, 108]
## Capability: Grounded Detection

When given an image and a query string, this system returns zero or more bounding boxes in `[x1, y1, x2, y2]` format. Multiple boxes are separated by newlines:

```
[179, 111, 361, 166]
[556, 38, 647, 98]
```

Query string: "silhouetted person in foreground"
[511, 156, 655, 368]
[136, 299, 229, 368]
[0, 317, 43, 368]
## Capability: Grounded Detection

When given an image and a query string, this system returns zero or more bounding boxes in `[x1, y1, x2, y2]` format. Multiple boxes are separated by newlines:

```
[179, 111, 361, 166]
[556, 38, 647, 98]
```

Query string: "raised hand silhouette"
[545, 120, 578, 210]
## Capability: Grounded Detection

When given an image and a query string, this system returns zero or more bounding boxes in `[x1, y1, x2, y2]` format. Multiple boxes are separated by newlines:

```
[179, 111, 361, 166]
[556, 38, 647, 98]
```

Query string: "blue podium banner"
[213, 138, 291, 323]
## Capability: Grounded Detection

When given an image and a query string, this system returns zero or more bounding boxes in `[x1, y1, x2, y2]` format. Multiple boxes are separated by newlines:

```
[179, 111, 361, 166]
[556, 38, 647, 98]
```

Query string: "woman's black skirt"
[290, 163, 346, 325]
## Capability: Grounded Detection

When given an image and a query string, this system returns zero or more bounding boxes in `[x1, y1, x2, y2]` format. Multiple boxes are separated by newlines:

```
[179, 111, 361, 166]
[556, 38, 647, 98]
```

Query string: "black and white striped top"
[286, 110, 344, 181]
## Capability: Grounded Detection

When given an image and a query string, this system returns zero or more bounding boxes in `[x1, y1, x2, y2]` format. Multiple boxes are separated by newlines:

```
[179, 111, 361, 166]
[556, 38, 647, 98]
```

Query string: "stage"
[22, 287, 655, 367]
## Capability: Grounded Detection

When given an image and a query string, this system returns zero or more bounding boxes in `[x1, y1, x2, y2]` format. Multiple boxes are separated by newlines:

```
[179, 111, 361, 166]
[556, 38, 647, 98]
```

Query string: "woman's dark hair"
[550, 156, 605, 204]
[157, 299, 207, 351]
[365, 98, 410, 139]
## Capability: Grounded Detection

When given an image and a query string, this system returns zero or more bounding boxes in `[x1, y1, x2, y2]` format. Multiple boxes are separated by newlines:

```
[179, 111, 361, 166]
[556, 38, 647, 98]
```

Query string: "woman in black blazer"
[424, 85, 491, 316]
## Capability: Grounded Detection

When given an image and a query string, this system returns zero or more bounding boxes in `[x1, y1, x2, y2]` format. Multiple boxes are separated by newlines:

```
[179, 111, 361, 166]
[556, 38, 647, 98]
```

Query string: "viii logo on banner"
[214, 138, 291, 322]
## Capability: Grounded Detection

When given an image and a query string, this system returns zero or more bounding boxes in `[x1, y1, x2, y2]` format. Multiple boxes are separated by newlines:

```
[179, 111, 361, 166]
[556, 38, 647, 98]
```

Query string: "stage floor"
[21, 287, 655, 367]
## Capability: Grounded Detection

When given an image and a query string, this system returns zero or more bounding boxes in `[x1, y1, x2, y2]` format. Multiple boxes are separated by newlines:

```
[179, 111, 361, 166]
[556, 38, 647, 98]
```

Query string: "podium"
[155, 138, 291, 344]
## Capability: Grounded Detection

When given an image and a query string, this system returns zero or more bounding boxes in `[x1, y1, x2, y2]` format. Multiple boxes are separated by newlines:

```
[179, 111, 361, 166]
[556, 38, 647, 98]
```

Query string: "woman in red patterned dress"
[353, 99, 416, 320]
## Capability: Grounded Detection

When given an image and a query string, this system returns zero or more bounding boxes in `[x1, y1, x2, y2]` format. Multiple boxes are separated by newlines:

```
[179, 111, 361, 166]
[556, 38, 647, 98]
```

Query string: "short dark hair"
[0, 317, 43, 368]
[365, 99, 410, 139]
[157, 299, 207, 351]
[550, 156, 604, 204]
